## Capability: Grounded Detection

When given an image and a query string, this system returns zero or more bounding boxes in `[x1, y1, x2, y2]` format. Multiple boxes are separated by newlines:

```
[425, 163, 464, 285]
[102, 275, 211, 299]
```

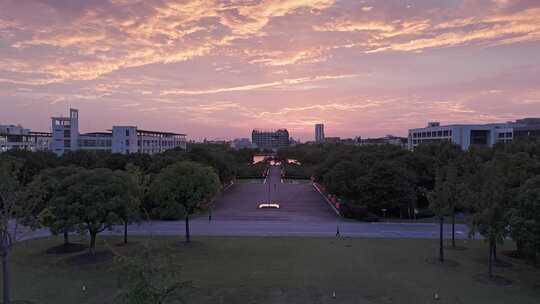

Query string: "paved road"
[19, 165, 472, 240]
[208, 166, 338, 222]
[121, 166, 471, 239]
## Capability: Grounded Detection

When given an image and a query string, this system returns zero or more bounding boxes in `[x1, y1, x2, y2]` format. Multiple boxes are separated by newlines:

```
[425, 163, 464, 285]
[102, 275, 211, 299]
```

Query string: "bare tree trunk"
[124, 221, 128, 244]
[185, 215, 190, 243]
[488, 239, 494, 277]
[451, 212, 456, 248]
[63, 230, 69, 246]
[1, 249, 10, 304]
[516, 239, 524, 257]
[439, 216, 444, 263]
[493, 242, 498, 263]
[89, 232, 97, 255]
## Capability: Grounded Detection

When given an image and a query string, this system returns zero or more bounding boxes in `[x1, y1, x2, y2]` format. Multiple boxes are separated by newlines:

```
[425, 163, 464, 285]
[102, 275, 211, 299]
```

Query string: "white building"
[51, 108, 186, 155]
[408, 121, 515, 151]
[51, 108, 80, 154]
[315, 124, 325, 142]
[0, 124, 51, 152]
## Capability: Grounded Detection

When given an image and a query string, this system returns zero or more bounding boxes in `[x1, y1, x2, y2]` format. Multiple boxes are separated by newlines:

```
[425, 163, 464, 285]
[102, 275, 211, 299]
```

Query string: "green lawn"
[3, 236, 540, 304]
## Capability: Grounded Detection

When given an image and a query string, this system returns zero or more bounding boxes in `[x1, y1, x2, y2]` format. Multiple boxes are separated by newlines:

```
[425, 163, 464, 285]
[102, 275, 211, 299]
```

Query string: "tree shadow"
[473, 274, 513, 287]
[444, 245, 467, 251]
[66, 250, 114, 266]
[425, 257, 460, 268]
[45, 243, 87, 255]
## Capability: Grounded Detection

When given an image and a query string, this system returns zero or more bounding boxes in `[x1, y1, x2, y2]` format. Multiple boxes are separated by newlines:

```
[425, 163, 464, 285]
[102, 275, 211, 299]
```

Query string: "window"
[126, 139, 130, 146]
[437, 131, 442, 137]
[126, 129, 130, 136]
[506, 132, 512, 138]
[449, 130, 452, 136]
[443, 130, 449, 136]
[498, 133, 505, 138]
[427, 132, 432, 137]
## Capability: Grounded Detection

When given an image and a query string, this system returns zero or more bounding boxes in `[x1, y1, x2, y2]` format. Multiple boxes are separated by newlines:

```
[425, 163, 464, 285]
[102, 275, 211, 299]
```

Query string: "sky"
[1, 0, 540, 141]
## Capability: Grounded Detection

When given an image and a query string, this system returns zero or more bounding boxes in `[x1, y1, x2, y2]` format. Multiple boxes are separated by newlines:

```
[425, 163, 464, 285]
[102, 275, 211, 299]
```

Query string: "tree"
[65, 168, 138, 254]
[508, 176, 540, 263]
[22, 166, 81, 246]
[469, 161, 508, 277]
[119, 165, 147, 244]
[149, 161, 220, 243]
[0, 156, 25, 304]
[442, 164, 468, 249]
[427, 169, 449, 263]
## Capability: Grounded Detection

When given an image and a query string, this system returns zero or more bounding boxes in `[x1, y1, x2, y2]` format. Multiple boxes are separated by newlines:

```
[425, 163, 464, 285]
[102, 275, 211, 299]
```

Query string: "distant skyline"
[1, 0, 540, 141]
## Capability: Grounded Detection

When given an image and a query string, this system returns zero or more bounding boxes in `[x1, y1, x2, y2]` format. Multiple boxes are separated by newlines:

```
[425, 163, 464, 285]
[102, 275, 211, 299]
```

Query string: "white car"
[258, 203, 280, 209]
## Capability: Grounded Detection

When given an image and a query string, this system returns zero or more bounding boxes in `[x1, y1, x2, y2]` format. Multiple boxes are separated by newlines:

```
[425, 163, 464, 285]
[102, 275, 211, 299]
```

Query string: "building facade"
[231, 138, 254, 150]
[51, 108, 186, 155]
[0, 124, 51, 152]
[358, 135, 408, 149]
[251, 129, 290, 150]
[407, 119, 539, 151]
[315, 124, 325, 142]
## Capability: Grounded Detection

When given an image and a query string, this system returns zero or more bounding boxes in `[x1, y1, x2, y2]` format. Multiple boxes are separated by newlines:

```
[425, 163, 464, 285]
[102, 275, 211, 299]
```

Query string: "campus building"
[51, 108, 187, 155]
[315, 124, 325, 142]
[0, 124, 52, 152]
[251, 129, 290, 150]
[231, 138, 255, 150]
[358, 135, 408, 149]
[408, 118, 540, 151]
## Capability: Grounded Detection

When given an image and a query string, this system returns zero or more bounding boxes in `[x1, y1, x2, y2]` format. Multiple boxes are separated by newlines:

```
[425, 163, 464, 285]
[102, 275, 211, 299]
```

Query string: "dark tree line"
[0, 144, 245, 304]
[280, 140, 540, 271]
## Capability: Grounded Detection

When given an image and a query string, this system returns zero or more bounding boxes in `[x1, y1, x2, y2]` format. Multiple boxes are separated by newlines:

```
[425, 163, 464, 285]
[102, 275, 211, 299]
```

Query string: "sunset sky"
[1, 0, 540, 141]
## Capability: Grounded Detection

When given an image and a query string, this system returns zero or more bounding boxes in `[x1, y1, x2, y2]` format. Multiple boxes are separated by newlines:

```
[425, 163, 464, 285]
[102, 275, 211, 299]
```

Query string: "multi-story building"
[231, 138, 254, 150]
[0, 124, 51, 152]
[513, 118, 540, 140]
[358, 135, 408, 149]
[51, 108, 186, 155]
[315, 124, 325, 142]
[51, 108, 80, 155]
[251, 129, 290, 150]
[407, 120, 531, 151]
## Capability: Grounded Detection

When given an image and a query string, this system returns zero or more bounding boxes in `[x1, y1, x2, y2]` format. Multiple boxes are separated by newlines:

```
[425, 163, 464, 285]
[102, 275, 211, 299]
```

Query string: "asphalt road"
[19, 165, 472, 240]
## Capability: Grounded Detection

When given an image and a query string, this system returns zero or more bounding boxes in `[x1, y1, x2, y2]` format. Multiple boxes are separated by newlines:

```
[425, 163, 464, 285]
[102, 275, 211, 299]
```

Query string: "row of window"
[411, 138, 452, 145]
[138, 140, 183, 147]
[80, 140, 112, 147]
[411, 130, 452, 138]
[497, 132, 513, 138]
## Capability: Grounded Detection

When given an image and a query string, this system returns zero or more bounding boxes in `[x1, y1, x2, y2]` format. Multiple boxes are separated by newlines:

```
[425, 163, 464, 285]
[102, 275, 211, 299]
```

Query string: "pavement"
[18, 165, 472, 241]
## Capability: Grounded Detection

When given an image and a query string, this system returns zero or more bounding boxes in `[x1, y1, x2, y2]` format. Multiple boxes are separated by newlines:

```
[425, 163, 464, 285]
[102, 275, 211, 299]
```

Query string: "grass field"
[2, 236, 540, 304]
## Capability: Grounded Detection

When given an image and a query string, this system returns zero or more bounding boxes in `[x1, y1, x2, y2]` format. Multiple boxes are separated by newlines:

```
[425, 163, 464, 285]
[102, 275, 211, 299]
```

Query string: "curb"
[312, 183, 341, 217]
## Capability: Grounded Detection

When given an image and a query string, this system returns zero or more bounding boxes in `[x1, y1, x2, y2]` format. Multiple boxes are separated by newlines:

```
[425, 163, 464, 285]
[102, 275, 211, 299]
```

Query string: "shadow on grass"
[473, 274, 513, 287]
[444, 245, 468, 251]
[474, 258, 513, 268]
[66, 250, 114, 266]
[114, 241, 140, 247]
[45, 243, 87, 255]
[425, 257, 460, 268]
